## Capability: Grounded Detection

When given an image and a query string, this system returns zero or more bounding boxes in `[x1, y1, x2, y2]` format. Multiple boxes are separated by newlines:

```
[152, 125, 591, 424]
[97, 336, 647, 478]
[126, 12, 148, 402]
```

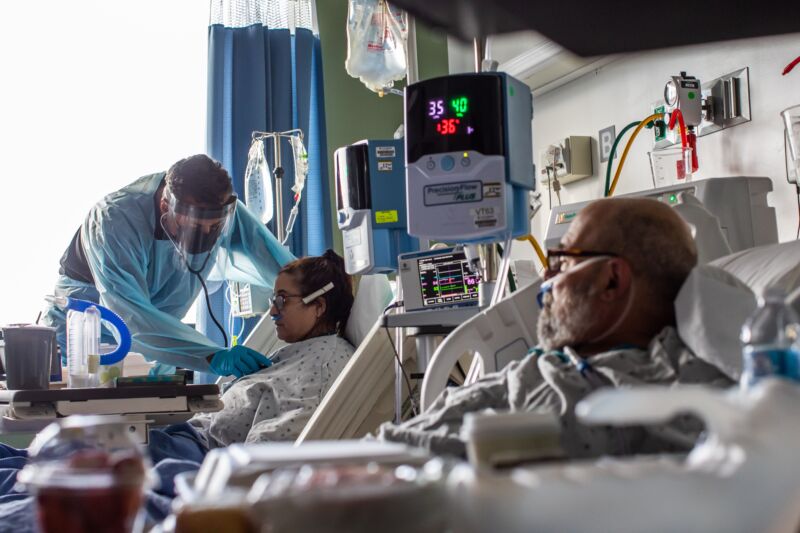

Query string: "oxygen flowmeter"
[335, 139, 419, 275]
[404, 73, 535, 242]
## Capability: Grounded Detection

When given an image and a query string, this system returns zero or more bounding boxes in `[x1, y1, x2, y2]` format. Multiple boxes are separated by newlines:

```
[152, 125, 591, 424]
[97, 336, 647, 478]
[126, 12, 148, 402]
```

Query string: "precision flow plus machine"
[404, 72, 535, 243]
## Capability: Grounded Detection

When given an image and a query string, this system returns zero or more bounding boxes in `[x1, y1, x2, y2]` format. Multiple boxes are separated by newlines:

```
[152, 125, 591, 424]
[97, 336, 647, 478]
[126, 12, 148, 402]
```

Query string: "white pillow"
[344, 274, 394, 348]
[711, 240, 800, 297]
[675, 265, 756, 381]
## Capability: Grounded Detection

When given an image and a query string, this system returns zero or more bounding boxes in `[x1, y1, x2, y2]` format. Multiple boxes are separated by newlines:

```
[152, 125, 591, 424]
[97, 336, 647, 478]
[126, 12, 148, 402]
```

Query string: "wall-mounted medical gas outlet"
[538, 135, 592, 186]
[698, 67, 751, 136]
[652, 68, 751, 149]
[665, 72, 703, 125]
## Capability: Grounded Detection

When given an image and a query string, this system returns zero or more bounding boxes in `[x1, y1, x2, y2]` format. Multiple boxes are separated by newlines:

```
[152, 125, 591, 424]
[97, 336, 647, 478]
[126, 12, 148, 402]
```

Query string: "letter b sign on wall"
[599, 125, 617, 163]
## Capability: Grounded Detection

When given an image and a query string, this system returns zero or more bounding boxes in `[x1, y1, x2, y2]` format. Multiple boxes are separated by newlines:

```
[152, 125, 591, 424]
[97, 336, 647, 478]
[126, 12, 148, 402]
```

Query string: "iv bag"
[345, 0, 408, 94]
[282, 135, 309, 246]
[244, 139, 274, 224]
[290, 135, 308, 196]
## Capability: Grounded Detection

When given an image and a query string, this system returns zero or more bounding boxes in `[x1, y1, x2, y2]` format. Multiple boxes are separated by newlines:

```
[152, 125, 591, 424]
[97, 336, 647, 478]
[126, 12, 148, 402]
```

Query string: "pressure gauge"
[664, 80, 679, 106]
[662, 73, 702, 126]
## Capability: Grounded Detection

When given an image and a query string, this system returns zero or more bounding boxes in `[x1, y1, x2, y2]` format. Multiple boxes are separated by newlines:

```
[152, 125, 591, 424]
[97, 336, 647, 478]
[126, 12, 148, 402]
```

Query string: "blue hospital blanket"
[0, 423, 209, 532]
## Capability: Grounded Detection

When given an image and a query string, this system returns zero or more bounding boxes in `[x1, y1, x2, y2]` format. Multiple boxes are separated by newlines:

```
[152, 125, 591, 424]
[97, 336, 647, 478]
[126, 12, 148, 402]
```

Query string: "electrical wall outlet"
[538, 135, 592, 186]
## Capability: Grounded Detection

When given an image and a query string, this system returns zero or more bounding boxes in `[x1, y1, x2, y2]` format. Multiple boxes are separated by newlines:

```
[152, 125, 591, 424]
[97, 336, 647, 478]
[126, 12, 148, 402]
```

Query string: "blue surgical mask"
[536, 256, 614, 309]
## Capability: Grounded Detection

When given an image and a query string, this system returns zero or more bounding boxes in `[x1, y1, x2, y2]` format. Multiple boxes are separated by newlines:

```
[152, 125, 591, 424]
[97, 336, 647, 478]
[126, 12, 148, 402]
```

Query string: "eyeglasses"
[545, 248, 619, 276]
[268, 283, 335, 313]
[268, 293, 305, 311]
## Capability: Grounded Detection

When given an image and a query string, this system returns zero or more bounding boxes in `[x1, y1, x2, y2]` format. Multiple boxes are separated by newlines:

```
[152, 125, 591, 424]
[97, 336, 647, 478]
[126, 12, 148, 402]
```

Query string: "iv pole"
[394, 13, 419, 424]
[250, 128, 304, 243]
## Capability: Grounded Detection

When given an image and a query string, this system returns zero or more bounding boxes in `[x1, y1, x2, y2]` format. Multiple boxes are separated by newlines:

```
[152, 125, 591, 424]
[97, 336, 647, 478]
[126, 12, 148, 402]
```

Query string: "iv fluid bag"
[245, 139, 274, 224]
[290, 136, 308, 195]
[345, 0, 408, 93]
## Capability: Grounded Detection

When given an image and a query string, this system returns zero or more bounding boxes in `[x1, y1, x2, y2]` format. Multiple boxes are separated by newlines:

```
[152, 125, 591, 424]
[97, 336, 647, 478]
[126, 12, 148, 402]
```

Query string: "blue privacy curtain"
[199, 0, 331, 351]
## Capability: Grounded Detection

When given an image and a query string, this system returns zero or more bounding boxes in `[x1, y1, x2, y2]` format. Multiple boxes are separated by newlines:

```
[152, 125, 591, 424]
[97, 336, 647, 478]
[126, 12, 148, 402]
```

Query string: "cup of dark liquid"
[17, 416, 151, 533]
[1, 324, 56, 390]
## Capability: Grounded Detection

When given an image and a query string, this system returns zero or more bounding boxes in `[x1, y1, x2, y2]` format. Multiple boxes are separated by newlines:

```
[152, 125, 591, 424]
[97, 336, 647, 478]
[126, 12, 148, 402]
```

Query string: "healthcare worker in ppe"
[42, 154, 295, 377]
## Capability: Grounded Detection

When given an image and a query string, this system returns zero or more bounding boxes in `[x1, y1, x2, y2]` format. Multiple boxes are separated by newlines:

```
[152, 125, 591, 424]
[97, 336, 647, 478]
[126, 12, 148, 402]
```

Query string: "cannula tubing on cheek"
[536, 256, 614, 309]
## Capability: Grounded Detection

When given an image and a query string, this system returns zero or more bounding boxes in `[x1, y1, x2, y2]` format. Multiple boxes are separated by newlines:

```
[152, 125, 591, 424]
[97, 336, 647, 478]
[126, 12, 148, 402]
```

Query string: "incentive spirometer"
[404, 72, 535, 242]
[335, 139, 419, 275]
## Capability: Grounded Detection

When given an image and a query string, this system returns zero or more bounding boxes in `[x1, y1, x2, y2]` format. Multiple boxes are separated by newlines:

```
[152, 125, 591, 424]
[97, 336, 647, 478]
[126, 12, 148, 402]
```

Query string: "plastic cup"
[36, 482, 145, 533]
[18, 416, 150, 533]
[649, 146, 693, 187]
[96, 344, 126, 387]
[782, 105, 800, 181]
[2, 324, 56, 390]
[96, 360, 125, 387]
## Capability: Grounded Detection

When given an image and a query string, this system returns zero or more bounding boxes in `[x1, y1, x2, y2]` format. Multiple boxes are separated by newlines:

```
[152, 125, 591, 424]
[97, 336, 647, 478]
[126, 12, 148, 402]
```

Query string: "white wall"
[527, 33, 800, 249]
[0, 1, 208, 326]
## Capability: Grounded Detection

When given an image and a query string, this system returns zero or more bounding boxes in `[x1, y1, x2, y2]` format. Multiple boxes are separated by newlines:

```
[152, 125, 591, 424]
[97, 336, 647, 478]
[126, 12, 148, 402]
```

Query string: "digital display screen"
[406, 74, 505, 163]
[427, 96, 471, 136]
[418, 251, 479, 307]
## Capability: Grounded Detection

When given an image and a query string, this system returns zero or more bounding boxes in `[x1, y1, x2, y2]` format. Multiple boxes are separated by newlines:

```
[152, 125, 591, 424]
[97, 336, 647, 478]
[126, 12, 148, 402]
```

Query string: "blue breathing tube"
[62, 297, 132, 365]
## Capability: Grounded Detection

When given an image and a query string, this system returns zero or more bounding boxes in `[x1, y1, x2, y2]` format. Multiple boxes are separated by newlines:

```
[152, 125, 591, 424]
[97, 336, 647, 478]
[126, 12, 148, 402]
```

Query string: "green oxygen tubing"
[45, 296, 132, 365]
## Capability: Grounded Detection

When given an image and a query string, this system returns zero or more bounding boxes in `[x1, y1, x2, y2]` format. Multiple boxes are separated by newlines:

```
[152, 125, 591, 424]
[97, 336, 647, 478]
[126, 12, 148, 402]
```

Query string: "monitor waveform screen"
[418, 251, 479, 307]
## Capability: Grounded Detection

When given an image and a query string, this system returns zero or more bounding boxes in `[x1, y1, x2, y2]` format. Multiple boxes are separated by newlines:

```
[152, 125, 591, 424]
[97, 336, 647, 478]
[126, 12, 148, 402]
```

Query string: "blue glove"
[209, 346, 272, 378]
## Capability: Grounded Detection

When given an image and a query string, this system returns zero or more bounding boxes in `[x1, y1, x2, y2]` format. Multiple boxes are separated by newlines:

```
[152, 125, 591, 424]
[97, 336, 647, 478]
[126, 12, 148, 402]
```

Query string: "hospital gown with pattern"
[190, 334, 354, 446]
[375, 327, 734, 458]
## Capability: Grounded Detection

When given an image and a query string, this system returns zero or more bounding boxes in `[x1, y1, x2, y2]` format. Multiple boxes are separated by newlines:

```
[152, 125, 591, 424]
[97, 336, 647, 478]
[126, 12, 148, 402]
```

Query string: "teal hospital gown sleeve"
[81, 202, 220, 373]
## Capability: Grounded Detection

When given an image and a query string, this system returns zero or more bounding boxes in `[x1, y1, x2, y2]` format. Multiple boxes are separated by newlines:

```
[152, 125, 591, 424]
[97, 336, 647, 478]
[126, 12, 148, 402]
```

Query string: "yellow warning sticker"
[375, 210, 399, 224]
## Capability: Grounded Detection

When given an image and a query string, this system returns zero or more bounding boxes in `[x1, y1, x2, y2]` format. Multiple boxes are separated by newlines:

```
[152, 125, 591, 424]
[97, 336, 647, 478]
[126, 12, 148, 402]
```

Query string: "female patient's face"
[270, 272, 323, 343]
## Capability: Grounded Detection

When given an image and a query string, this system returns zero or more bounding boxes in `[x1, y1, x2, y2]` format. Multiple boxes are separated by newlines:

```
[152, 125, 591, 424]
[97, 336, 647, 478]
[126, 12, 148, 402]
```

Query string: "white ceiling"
[446, 31, 616, 95]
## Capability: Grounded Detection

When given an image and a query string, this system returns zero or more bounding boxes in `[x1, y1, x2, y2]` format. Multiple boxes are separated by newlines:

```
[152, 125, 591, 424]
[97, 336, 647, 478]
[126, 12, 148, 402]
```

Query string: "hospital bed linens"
[0, 336, 355, 530]
[375, 327, 733, 458]
[0, 426, 207, 529]
[191, 334, 355, 446]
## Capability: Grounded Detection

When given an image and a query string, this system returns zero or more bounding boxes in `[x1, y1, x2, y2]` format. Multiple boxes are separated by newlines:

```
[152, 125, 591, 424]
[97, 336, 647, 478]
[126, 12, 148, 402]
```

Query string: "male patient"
[376, 197, 733, 458]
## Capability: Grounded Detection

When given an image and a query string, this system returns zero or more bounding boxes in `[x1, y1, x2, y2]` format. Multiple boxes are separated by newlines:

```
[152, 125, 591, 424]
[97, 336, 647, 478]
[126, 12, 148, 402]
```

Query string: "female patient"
[0, 251, 355, 526]
[188, 249, 355, 446]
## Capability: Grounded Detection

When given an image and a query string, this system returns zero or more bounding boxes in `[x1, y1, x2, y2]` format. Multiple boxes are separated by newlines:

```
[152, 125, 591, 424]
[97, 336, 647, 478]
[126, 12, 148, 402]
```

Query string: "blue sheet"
[0, 423, 209, 531]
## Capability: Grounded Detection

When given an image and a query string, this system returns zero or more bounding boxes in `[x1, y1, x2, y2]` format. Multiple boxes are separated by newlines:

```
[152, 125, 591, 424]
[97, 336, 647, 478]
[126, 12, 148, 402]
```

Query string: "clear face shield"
[160, 188, 237, 273]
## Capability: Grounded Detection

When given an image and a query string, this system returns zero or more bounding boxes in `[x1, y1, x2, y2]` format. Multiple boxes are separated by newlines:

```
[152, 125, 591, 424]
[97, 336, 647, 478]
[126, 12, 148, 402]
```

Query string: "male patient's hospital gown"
[190, 334, 355, 446]
[376, 327, 734, 458]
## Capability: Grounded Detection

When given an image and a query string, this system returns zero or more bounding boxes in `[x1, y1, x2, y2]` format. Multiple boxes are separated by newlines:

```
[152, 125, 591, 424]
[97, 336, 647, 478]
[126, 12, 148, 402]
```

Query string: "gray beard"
[536, 282, 596, 351]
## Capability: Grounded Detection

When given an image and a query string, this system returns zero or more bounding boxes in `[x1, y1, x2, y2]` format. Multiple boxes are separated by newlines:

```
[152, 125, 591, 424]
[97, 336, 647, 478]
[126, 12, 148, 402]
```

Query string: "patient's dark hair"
[166, 154, 233, 206]
[279, 250, 354, 336]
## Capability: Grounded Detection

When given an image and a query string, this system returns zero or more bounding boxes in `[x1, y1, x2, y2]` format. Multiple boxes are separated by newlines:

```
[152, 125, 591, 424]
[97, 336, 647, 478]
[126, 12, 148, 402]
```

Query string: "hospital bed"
[164, 378, 800, 533]
[418, 176, 782, 409]
[165, 187, 800, 532]
[449, 379, 800, 533]
[244, 176, 785, 435]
